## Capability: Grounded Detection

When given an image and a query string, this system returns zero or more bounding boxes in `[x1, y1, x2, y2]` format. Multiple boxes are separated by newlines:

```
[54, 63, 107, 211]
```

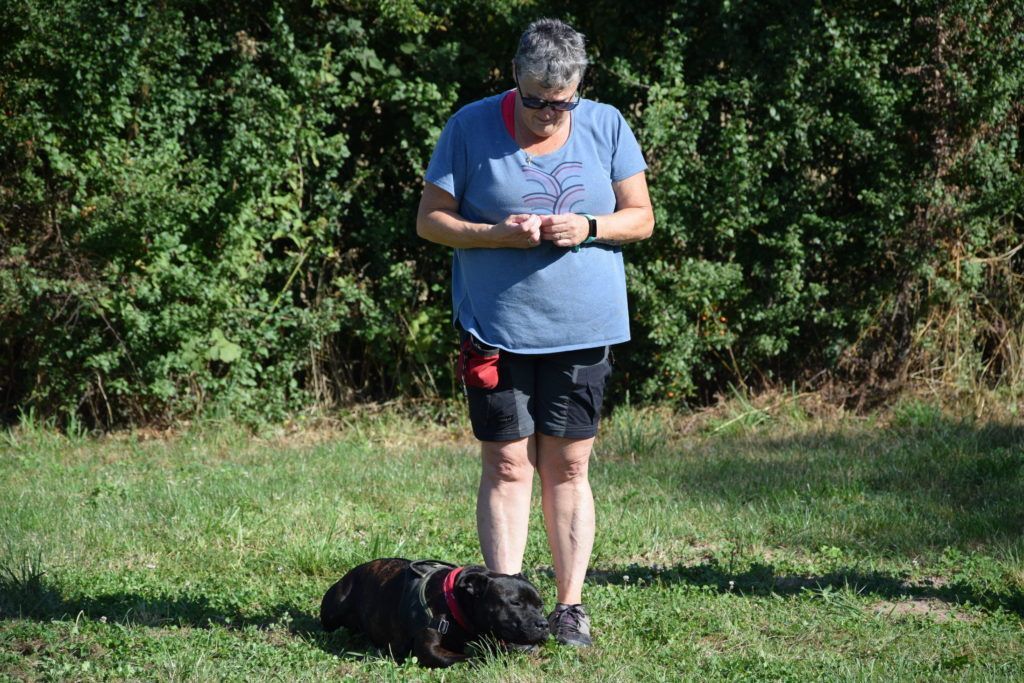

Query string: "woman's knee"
[537, 435, 592, 485]
[544, 457, 589, 485]
[481, 440, 535, 485]
[539, 449, 591, 485]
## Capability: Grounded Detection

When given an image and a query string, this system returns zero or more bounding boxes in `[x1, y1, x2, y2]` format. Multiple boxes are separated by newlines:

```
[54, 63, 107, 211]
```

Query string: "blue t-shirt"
[425, 92, 647, 353]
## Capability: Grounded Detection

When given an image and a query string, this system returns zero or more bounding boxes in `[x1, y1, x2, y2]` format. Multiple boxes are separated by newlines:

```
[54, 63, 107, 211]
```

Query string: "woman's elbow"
[639, 208, 655, 240]
[415, 208, 435, 241]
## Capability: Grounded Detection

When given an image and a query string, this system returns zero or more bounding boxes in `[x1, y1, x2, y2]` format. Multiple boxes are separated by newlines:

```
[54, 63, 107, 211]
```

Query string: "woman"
[416, 17, 654, 647]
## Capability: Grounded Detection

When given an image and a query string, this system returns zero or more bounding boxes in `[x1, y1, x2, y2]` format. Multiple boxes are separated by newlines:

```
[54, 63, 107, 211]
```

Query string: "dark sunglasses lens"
[549, 100, 579, 111]
[521, 97, 579, 111]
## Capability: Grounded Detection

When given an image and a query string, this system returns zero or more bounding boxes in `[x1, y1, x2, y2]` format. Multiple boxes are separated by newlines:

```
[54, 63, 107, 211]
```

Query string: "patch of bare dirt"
[869, 598, 975, 623]
[14, 637, 48, 656]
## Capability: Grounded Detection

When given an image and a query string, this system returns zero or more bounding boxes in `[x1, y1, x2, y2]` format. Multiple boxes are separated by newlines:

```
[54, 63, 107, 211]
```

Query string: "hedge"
[1, 0, 1021, 426]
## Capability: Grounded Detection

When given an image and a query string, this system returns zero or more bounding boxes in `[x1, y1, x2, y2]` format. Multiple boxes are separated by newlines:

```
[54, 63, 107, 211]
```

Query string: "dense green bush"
[1, 0, 1021, 426]
[625, 0, 1023, 406]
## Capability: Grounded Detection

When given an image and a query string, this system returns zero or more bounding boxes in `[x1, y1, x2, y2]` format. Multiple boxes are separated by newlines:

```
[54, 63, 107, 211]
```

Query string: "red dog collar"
[443, 567, 472, 632]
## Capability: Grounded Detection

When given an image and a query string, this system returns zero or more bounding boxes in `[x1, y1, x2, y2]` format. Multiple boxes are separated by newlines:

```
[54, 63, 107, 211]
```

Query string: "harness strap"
[413, 562, 473, 636]
[416, 563, 446, 616]
[409, 559, 456, 578]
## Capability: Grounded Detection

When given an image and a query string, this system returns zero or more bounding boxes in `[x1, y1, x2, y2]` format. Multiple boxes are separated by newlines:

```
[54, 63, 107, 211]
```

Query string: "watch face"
[588, 217, 597, 239]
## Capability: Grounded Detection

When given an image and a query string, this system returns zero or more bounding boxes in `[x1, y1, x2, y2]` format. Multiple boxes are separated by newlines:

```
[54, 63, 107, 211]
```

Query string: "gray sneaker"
[548, 603, 592, 647]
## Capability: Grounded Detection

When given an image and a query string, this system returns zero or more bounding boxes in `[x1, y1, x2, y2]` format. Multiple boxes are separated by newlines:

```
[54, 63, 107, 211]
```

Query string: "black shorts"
[459, 333, 613, 441]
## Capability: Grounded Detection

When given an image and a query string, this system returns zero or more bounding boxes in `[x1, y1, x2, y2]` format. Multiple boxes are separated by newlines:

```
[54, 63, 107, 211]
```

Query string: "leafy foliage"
[1, 0, 1021, 426]
[620, 0, 1023, 405]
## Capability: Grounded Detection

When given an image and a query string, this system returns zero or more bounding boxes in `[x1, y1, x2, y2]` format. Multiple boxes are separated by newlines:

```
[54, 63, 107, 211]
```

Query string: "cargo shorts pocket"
[567, 348, 612, 427]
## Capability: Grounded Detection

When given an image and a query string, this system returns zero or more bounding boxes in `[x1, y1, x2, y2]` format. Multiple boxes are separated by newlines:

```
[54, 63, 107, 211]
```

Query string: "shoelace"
[555, 605, 586, 630]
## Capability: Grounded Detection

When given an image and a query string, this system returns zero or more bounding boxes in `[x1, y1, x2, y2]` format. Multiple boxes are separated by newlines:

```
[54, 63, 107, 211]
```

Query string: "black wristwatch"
[574, 213, 596, 252]
[583, 213, 597, 242]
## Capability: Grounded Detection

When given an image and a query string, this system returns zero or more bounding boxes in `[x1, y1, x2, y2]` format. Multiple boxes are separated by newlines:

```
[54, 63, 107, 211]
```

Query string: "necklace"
[515, 109, 570, 167]
[515, 118, 536, 165]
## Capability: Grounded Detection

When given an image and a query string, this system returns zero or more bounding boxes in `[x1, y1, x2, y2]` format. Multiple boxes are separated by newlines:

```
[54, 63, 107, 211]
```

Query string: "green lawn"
[2, 402, 1023, 681]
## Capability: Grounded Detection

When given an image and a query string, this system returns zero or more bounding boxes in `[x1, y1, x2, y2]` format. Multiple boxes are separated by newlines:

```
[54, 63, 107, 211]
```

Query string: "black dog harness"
[402, 560, 473, 637]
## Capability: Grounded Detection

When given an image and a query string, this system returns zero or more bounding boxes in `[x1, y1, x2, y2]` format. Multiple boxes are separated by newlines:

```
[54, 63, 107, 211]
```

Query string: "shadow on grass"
[581, 560, 1024, 617]
[0, 571, 374, 660]
[585, 418, 1024, 615]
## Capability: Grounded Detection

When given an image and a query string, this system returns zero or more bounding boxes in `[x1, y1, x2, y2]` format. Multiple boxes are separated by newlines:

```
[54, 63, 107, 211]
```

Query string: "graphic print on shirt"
[521, 161, 586, 214]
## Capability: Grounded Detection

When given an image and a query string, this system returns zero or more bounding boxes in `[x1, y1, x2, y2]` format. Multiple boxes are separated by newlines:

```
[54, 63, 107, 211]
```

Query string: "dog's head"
[456, 566, 550, 645]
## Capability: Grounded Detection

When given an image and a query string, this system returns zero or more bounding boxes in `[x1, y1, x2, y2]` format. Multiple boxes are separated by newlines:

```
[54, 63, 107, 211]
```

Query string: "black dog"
[320, 558, 549, 668]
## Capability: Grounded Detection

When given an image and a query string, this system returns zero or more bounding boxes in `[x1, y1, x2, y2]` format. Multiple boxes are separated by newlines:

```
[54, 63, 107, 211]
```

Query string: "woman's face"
[515, 73, 580, 139]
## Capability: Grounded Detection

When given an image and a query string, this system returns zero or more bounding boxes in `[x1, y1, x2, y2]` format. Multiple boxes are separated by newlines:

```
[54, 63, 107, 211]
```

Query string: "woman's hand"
[539, 213, 588, 248]
[493, 213, 543, 248]
[418, 182, 543, 249]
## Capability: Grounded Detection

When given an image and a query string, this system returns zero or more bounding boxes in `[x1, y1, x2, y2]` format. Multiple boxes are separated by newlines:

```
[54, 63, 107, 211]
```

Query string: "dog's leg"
[413, 629, 469, 668]
[320, 574, 356, 632]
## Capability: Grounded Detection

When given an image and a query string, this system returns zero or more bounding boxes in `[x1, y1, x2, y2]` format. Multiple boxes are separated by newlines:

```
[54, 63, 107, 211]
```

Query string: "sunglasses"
[514, 75, 582, 112]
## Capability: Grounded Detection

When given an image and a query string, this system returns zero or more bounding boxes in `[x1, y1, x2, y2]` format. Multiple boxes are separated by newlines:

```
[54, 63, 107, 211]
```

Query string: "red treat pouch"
[459, 335, 500, 389]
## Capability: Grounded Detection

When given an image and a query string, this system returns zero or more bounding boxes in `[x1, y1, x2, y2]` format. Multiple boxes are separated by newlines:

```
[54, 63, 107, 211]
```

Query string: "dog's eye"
[510, 599, 522, 606]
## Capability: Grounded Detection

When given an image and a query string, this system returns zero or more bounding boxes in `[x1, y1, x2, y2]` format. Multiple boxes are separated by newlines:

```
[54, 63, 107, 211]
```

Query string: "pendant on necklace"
[523, 150, 533, 165]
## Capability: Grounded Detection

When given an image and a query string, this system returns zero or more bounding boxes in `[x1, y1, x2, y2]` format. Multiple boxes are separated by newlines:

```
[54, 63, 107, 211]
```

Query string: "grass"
[1, 399, 1023, 681]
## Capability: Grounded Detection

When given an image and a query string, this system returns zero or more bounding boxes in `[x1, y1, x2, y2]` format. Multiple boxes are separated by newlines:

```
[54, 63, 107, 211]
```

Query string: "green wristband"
[572, 213, 597, 252]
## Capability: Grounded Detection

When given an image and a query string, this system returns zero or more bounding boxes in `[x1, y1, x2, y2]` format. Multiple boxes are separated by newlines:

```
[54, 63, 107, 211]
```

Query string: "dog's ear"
[461, 570, 491, 597]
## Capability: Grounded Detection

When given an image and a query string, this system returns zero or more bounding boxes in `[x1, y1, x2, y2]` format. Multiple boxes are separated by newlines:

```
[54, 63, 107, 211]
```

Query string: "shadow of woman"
[579, 560, 1024, 617]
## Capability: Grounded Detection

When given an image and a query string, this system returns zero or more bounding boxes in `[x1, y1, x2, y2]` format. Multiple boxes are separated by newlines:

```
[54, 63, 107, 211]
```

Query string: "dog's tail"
[320, 575, 354, 632]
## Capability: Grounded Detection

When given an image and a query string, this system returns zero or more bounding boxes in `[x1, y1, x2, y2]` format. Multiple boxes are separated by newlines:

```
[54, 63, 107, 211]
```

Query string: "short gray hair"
[513, 18, 588, 89]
